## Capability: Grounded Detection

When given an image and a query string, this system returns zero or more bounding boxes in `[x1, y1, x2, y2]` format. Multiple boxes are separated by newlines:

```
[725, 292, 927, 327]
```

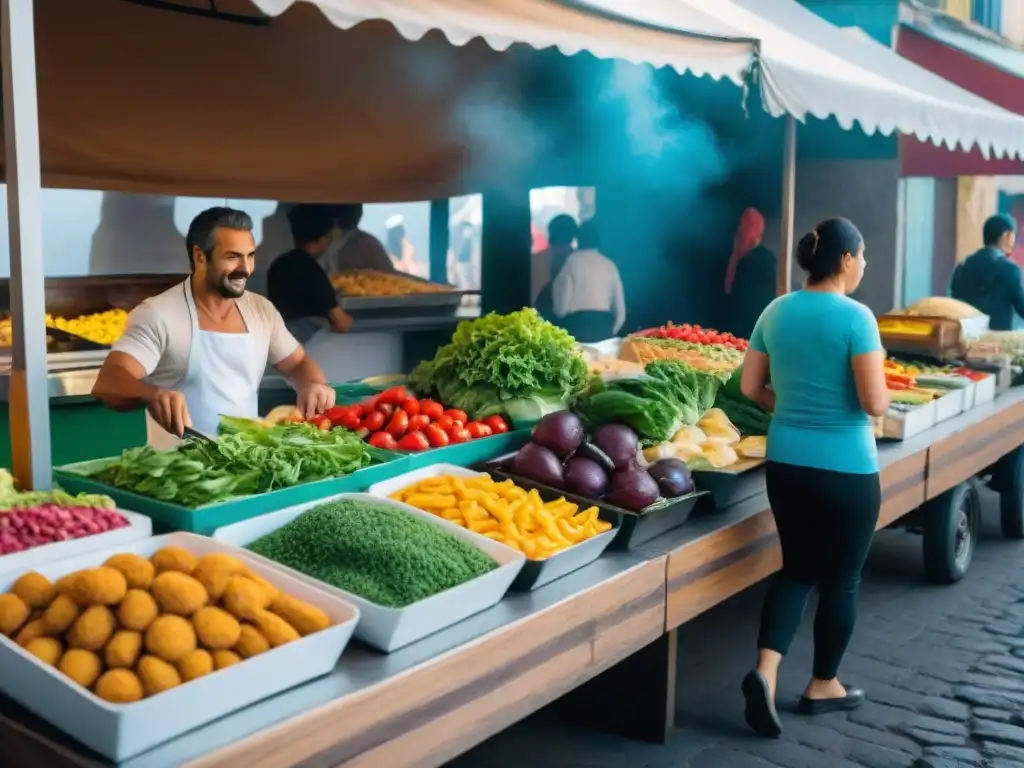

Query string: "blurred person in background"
[723, 207, 777, 339]
[550, 218, 626, 342]
[449, 221, 479, 289]
[320, 203, 394, 276]
[950, 213, 1024, 331]
[385, 215, 421, 275]
[532, 214, 579, 306]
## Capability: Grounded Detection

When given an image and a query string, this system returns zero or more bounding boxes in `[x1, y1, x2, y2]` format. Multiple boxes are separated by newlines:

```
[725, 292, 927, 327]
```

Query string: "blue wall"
[800, 0, 900, 45]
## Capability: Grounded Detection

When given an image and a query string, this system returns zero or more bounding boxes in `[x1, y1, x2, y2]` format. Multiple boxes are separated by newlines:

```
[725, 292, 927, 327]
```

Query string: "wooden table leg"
[560, 628, 677, 744]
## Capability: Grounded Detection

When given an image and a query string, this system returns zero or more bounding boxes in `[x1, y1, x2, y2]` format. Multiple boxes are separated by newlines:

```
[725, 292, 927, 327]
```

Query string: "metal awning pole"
[777, 115, 797, 297]
[3, 0, 51, 489]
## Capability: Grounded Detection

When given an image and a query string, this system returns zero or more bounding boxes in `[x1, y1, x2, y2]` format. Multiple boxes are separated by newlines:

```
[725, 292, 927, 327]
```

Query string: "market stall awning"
[896, 1, 1024, 175]
[685, 0, 1024, 160]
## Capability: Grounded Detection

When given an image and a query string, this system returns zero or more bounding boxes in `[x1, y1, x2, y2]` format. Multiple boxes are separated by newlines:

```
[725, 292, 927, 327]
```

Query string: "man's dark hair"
[333, 203, 364, 230]
[548, 214, 578, 247]
[288, 204, 335, 248]
[983, 213, 1016, 247]
[577, 218, 599, 250]
[185, 207, 253, 271]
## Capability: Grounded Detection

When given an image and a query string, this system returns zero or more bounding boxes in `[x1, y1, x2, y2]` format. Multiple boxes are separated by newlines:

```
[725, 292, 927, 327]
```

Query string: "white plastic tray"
[213, 493, 524, 652]
[934, 388, 965, 423]
[0, 507, 152, 576]
[370, 464, 618, 591]
[0, 533, 359, 762]
[975, 374, 996, 405]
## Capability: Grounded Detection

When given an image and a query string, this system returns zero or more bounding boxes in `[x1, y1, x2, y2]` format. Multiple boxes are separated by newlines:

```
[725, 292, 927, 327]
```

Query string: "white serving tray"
[0, 507, 152, 576]
[882, 399, 937, 440]
[370, 464, 618, 592]
[214, 493, 525, 652]
[975, 374, 996, 405]
[934, 388, 965, 423]
[0, 533, 359, 762]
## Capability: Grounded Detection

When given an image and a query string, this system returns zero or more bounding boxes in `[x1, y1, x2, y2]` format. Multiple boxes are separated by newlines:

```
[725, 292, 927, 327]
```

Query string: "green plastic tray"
[402, 429, 531, 471]
[53, 453, 413, 535]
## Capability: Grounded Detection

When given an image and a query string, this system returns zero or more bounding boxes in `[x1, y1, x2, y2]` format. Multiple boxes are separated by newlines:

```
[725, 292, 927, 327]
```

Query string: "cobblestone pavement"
[449, 488, 1024, 768]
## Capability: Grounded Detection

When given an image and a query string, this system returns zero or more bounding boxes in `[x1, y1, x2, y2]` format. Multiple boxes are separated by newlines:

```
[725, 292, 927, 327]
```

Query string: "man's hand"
[297, 382, 336, 420]
[146, 388, 190, 437]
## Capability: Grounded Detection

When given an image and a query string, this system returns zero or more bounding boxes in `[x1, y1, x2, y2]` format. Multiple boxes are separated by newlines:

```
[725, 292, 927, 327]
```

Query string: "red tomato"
[466, 421, 493, 439]
[361, 410, 385, 432]
[368, 431, 398, 450]
[386, 409, 409, 437]
[419, 399, 445, 421]
[398, 431, 430, 452]
[348, 403, 365, 419]
[400, 398, 420, 417]
[378, 386, 408, 406]
[484, 415, 509, 434]
[435, 414, 454, 431]
[342, 413, 363, 430]
[362, 394, 380, 411]
[377, 402, 395, 418]
[448, 427, 471, 444]
[323, 405, 348, 423]
[315, 417, 332, 431]
[443, 409, 468, 424]
[408, 414, 431, 431]
[424, 424, 450, 448]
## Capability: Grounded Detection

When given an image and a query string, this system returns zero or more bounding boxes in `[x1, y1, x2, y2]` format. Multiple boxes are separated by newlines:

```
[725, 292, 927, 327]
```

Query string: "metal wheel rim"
[954, 495, 975, 570]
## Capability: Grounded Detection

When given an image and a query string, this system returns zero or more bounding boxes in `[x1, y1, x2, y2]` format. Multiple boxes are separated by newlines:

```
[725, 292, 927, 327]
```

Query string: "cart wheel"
[998, 447, 1024, 540]
[922, 481, 979, 585]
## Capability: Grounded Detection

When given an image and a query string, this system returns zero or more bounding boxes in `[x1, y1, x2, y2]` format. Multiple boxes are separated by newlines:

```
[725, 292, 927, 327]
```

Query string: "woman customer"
[738, 217, 889, 739]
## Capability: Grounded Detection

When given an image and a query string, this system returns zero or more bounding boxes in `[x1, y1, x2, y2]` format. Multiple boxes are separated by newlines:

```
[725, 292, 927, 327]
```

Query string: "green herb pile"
[247, 498, 498, 607]
[575, 360, 726, 445]
[85, 418, 383, 507]
[713, 364, 771, 436]
[408, 308, 589, 423]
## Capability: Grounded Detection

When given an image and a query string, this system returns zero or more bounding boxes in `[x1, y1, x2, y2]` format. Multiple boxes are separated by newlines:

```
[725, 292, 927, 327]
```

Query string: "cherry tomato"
[347, 403, 365, 419]
[315, 417, 332, 431]
[377, 402, 395, 418]
[466, 421, 493, 439]
[419, 399, 444, 420]
[408, 414, 431, 431]
[341, 412, 362, 430]
[362, 410, 385, 432]
[435, 414, 454, 431]
[400, 398, 420, 417]
[484, 415, 509, 434]
[368, 431, 398, 450]
[448, 427, 471, 444]
[443, 409, 468, 424]
[398, 431, 430, 452]
[378, 386, 408, 406]
[386, 409, 409, 437]
[424, 424, 450, 448]
[324, 405, 348, 423]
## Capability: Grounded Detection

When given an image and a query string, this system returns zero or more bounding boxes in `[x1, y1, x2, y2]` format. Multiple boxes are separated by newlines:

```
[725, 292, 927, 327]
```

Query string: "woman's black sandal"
[797, 687, 866, 715]
[742, 670, 783, 738]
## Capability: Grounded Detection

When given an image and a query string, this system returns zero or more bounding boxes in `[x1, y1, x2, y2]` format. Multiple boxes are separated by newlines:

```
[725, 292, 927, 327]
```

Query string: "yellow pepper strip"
[595, 520, 613, 533]
[463, 506, 490, 523]
[557, 517, 585, 543]
[405, 493, 457, 511]
[469, 518, 500, 534]
[482, 531, 506, 542]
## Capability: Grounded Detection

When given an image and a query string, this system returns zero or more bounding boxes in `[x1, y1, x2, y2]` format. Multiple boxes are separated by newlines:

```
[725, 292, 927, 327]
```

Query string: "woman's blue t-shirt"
[750, 291, 882, 475]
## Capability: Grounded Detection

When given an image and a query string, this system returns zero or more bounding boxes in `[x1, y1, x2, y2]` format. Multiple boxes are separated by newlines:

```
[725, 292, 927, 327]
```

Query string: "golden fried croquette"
[25, 636, 62, 666]
[233, 623, 270, 659]
[71, 567, 127, 607]
[150, 546, 197, 575]
[54, 571, 79, 596]
[251, 610, 300, 647]
[244, 572, 280, 604]
[192, 606, 241, 650]
[222, 576, 270, 620]
[191, 554, 247, 601]
[15, 618, 49, 647]
[270, 594, 330, 636]
[58, 648, 103, 688]
[144, 614, 196, 662]
[105, 630, 143, 669]
[0, 593, 30, 636]
[177, 648, 214, 682]
[11, 571, 55, 609]
[103, 554, 155, 590]
[117, 589, 159, 632]
[67, 605, 117, 651]
[150, 571, 207, 616]
[94, 669, 144, 703]
[42, 594, 80, 633]
[138, 655, 181, 696]
[211, 649, 241, 670]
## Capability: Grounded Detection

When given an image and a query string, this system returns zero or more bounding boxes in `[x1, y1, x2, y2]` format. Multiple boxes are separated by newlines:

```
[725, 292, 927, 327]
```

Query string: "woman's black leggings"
[758, 461, 881, 680]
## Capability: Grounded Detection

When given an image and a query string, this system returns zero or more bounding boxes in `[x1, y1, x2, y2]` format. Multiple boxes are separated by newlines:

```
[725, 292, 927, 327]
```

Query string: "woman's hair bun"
[795, 230, 819, 271]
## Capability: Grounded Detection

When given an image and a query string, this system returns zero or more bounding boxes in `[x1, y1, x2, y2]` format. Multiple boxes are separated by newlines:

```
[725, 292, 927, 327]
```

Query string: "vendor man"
[92, 207, 336, 448]
[950, 213, 1024, 331]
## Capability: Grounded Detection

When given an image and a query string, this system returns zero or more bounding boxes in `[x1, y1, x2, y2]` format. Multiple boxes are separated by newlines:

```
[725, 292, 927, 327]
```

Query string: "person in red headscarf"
[724, 207, 777, 339]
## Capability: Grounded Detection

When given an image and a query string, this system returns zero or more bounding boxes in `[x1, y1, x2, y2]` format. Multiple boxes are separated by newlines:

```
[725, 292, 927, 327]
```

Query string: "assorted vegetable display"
[634, 322, 749, 352]
[390, 473, 612, 560]
[0, 547, 332, 702]
[620, 336, 745, 374]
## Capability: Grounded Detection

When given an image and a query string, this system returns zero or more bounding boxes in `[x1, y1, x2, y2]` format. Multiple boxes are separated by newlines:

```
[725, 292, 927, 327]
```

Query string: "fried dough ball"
[245, 573, 281, 604]
[42, 594, 80, 634]
[25, 637, 62, 666]
[150, 546, 197, 575]
[191, 554, 247, 602]
[67, 605, 116, 651]
[177, 649, 214, 682]
[222, 576, 270, 620]
[137, 655, 181, 696]
[94, 669, 144, 704]
[54, 572, 79, 596]
[251, 610, 300, 647]
[105, 630, 143, 669]
[11, 571, 55, 609]
[117, 589, 159, 632]
[71, 567, 127, 607]
[144, 614, 196, 663]
[192, 606, 241, 650]
[58, 649, 103, 688]
[0, 593, 29, 636]
[103, 554, 155, 590]
[15, 618, 49, 647]
[211, 649, 241, 670]
[151, 572, 207, 616]
[270, 594, 330, 637]
[233, 623, 270, 659]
